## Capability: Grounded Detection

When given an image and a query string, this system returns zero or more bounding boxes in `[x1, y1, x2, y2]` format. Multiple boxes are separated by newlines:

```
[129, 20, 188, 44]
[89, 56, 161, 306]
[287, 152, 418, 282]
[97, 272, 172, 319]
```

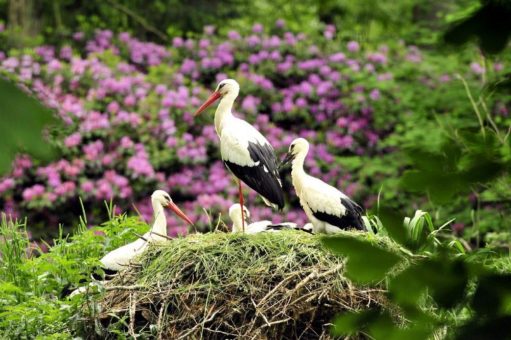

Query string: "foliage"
[323, 208, 511, 339]
[0, 77, 59, 175]
[0, 210, 148, 338]
[444, 0, 511, 55]
[0, 0, 476, 46]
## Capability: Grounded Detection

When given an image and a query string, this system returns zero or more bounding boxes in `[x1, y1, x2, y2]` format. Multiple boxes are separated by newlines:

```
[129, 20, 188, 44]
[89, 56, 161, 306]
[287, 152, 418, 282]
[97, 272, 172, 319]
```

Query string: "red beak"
[194, 91, 222, 116]
[166, 201, 194, 227]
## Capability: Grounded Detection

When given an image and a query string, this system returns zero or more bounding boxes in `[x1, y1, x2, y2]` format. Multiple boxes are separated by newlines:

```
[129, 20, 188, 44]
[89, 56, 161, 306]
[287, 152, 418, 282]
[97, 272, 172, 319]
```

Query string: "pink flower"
[0, 178, 15, 194]
[107, 101, 120, 114]
[204, 25, 215, 35]
[172, 37, 184, 48]
[252, 23, 264, 33]
[369, 89, 380, 101]
[81, 181, 94, 193]
[470, 62, 484, 74]
[73, 32, 84, 41]
[64, 133, 81, 148]
[123, 95, 136, 107]
[227, 30, 241, 40]
[22, 184, 45, 201]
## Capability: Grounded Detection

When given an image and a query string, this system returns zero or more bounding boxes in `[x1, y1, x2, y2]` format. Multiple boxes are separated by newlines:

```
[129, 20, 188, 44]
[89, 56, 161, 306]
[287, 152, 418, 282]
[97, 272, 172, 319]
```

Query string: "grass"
[0, 211, 149, 338]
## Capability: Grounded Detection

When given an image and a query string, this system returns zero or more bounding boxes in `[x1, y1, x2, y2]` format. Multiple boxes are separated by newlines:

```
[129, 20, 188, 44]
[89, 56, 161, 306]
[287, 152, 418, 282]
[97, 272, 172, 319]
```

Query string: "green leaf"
[472, 274, 511, 316]
[0, 78, 60, 175]
[444, 1, 511, 55]
[378, 207, 408, 248]
[390, 257, 469, 309]
[331, 309, 381, 336]
[322, 235, 402, 283]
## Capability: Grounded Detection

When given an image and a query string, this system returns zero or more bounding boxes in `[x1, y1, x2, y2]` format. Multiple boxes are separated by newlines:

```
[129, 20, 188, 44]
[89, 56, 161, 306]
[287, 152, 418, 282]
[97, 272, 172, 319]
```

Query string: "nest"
[82, 231, 387, 339]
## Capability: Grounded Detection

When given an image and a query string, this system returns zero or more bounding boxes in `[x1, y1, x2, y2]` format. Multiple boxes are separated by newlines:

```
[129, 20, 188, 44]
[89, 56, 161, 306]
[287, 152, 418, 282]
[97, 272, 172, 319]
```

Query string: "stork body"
[195, 79, 284, 231]
[100, 190, 194, 271]
[229, 204, 309, 234]
[282, 138, 365, 234]
[69, 190, 193, 297]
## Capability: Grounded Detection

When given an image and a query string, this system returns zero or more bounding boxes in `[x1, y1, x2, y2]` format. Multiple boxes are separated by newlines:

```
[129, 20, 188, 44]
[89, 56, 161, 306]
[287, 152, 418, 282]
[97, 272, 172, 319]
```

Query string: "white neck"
[291, 150, 308, 177]
[151, 200, 167, 236]
[231, 212, 246, 233]
[214, 92, 237, 136]
[291, 149, 308, 196]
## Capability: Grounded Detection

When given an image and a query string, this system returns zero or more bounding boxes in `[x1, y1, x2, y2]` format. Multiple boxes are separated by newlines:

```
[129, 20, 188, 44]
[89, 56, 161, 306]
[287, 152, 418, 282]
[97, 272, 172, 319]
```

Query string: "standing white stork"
[229, 203, 312, 234]
[69, 190, 193, 296]
[281, 138, 366, 234]
[194, 79, 285, 231]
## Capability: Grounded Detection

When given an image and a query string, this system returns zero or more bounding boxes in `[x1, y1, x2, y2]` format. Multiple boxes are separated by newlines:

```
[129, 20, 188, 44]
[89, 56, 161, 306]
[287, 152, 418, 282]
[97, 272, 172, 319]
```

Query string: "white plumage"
[195, 79, 285, 231]
[282, 138, 365, 234]
[100, 190, 192, 270]
[229, 204, 301, 234]
[220, 118, 269, 167]
[69, 190, 193, 297]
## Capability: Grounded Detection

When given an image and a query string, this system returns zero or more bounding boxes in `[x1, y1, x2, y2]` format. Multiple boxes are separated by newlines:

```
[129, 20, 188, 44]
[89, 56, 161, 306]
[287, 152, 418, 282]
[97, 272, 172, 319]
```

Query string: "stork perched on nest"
[229, 204, 311, 234]
[99, 190, 194, 272]
[281, 138, 366, 234]
[69, 190, 194, 296]
[194, 79, 285, 232]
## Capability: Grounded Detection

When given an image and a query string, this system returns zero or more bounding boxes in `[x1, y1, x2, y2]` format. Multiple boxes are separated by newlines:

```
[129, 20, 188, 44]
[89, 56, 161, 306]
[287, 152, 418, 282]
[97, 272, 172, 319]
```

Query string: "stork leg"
[238, 179, 245, 232]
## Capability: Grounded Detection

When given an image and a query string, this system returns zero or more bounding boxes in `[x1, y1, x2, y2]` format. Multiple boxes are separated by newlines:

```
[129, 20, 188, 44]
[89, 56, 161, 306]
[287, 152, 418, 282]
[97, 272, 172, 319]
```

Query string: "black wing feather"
[266, 223, 314, 234]
[312, 197, 365, 231]
[224, 142, 284, 209]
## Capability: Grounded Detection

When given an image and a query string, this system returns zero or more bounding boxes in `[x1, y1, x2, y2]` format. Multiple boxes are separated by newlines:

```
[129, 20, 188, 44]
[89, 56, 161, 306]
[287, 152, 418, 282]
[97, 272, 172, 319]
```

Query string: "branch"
[104, 0, 169, 42]
[105, 284, 145, 291]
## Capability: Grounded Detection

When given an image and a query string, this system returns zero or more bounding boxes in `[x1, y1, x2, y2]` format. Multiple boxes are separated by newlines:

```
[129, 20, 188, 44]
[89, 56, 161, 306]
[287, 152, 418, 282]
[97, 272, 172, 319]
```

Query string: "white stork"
[99, 190, 194, 271]
[194, 79, 285, 231]
[229, 203, 312, 234]
[69, 190, 193, 296]
[281, 138, 366, 234]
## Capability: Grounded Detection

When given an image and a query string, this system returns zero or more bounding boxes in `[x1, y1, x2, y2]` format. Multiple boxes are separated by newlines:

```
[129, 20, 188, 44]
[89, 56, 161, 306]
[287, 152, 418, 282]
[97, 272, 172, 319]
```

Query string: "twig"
[133, 232, 149, 242]
[150, 231, 173, 241]
[202, 327, 236, 337]
[257, 271, 301, 307]
[105, 284, 145, 291]
[288, 264, 343, 297]
[177, 307, 220, 339]
[261, 317, 291, 328]
[251, 297, 270, 327]
[104, 0, 168, 42]
[128, 293, 137, 338]
[157, 303, 165, 340]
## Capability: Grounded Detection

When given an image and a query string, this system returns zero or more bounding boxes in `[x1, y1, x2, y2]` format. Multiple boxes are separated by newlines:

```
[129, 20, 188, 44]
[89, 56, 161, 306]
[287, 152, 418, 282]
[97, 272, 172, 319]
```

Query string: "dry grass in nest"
[82, 230, 388, 339]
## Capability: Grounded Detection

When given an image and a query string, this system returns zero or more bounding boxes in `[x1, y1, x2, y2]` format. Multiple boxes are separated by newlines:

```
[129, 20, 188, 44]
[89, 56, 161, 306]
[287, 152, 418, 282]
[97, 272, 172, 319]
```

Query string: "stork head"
[281, 138, 310, 167]
[151, 190, 194, 226]
[229, 203, 250, 232]
[194, 79, 240, 116]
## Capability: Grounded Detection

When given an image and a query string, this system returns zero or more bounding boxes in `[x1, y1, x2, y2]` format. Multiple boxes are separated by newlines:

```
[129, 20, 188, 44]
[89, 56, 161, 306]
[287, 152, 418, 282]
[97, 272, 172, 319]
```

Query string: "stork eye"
[219, 83, 226, 89]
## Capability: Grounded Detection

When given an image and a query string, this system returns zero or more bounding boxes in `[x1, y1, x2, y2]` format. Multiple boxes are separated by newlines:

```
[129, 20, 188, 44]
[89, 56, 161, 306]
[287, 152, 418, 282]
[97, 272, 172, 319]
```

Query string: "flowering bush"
[0, 22, 508, 238]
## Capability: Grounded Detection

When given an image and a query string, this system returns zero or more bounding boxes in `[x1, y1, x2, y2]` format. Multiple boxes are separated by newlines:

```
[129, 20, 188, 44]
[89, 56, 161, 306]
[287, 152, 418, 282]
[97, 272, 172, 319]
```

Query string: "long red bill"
[167, 201, 194, 226]
[194, 91, 221, 116]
